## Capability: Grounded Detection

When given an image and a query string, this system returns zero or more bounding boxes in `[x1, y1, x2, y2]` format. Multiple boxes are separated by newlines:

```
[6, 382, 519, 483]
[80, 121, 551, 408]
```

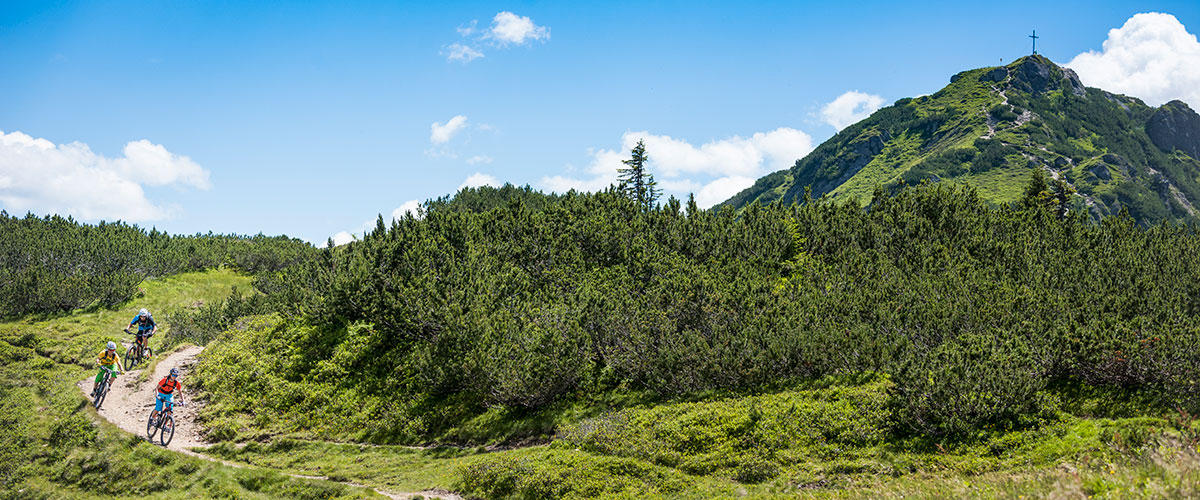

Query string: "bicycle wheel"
[158, 415, 175, 446]
[147, 414, 159, 440]
[93, 377, 108, 409]
[144, 346, 153, 360]
[125, 346, 138, 369]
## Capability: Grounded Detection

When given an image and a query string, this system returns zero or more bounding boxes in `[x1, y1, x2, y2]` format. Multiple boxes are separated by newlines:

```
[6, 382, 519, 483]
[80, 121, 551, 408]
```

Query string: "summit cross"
[1029, 30, 1039, 55]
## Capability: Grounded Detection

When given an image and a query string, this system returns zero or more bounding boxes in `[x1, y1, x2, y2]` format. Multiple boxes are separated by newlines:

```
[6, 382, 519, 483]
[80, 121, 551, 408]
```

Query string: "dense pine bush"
[0, 212, 316, 318]
[194, 183, 1200, 441]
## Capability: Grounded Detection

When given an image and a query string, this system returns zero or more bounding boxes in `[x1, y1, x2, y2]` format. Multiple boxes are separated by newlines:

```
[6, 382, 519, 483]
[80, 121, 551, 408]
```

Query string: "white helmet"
[106, 341, 117, 350]
[139, 308, 149, 317]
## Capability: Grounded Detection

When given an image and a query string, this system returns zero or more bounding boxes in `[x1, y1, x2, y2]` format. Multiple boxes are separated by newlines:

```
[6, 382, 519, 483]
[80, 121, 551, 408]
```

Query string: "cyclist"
[91, 341, 124, 397]
[151, 367, 183, 422]
[126, 308, 157, 359]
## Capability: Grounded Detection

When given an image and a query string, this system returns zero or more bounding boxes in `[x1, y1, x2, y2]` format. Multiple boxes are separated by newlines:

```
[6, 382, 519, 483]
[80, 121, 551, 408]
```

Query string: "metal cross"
[1030, 30, 1039, 55]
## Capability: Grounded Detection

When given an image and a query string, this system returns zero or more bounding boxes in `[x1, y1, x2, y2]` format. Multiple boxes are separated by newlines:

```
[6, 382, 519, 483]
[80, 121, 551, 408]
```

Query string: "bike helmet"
[139, 308, 149, 317]
[106, 341, 117, 350]
[170, 367, 180, 377]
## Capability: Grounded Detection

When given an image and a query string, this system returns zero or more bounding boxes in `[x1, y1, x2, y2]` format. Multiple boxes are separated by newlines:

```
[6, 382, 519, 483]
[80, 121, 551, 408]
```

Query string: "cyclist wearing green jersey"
[91, 341, 125, 397]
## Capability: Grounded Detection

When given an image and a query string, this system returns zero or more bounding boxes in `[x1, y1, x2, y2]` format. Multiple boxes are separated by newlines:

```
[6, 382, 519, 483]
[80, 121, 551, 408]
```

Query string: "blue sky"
[2, 1, 1199, 243]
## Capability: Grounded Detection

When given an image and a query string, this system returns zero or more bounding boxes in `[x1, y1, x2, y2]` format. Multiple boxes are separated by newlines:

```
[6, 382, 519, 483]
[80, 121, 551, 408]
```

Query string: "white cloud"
[445, 11, 549, 62]
[391, 199, 422, 220]
[1066, 12, 1200, 108]
[0, 130, 210, 221]
[696, 176, 758, 209]
[486, 11, 550, 46]
[465, 155, 493, 165]
[445, 43, 484, 63]
[821, 91, 886, 130]
[540, 128, 813, 208]
[430, 115, 469, 144]
[459, 172, 500, 190]
[457, 20, 479, 37]
[116, 139, 210, 188]
[330, 231, 356, 246]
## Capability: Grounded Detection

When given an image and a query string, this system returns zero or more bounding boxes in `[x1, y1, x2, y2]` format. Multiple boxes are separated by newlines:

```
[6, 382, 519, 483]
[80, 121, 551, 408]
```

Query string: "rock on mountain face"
[720, 55, 1200, 226]
[1147, 100, 1200, 161]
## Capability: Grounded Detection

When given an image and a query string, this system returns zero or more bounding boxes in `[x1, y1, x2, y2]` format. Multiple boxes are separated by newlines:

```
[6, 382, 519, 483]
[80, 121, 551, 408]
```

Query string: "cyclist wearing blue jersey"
[126, 308, 157, 358]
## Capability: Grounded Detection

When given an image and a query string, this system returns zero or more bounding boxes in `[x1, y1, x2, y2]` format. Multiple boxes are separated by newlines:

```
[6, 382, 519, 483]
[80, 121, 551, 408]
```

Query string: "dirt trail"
[79, 345, 462, 500]
[77, 344, 207, 448]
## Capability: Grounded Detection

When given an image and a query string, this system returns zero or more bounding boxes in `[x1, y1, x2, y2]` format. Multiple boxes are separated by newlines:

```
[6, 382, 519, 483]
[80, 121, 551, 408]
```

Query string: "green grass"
[951, 164, 1036, 204]
[2, 268, 252, 369]
[6, 268, 1198, 499]
[195, 369, 1200, 499]
[0, 269, 379, 499]
[830, 132, 925, 202]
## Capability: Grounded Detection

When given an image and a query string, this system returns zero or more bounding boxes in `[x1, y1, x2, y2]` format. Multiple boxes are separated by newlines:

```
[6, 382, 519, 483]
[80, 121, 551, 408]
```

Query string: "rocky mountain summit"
[1147, 100, 1200, 162]
[722, 55, 1200, 226]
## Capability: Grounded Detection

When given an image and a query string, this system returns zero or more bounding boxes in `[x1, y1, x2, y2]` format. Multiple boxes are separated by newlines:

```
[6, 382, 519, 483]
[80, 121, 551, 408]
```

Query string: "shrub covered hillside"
[0, 270, 377, 499]
[722, 55, 1200, 227]
[197, 182, 1200, 445]
[0, 212, 318, 318]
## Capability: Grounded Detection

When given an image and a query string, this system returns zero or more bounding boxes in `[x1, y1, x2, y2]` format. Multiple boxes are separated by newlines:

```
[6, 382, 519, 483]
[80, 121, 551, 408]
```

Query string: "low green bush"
[891, 333, 1047, 438]
[455, 449, 693, 500]
[558, 376, 893, 481]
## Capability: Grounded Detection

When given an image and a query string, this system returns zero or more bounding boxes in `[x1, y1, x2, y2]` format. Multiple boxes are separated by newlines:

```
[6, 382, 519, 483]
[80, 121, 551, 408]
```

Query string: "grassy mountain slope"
[0, 270, 377, 499]
[722, 55, 1200, 225]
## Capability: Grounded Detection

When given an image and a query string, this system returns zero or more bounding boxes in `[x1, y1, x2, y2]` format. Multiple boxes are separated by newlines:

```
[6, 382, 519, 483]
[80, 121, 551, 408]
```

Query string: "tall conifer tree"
[618, 139, 662, 210]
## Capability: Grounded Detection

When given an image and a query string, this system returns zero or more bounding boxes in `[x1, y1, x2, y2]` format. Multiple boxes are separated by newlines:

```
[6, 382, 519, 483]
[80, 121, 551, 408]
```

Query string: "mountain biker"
[91, 341, 124, 397]
[151, 367, 183, 422]
[126, 308, 157, 358]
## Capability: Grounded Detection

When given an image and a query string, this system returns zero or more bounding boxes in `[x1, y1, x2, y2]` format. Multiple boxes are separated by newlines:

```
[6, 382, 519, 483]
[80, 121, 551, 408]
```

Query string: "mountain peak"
[1006, 55, 1087, 97]
[723, 57, 1200, 225]
[1148, 100, 1200, 161]
[951, 55, 1086, 97]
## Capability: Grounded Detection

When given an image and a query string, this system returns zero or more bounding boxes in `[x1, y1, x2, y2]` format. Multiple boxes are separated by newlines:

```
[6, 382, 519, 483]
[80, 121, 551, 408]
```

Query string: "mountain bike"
[147, 398, 184, 446]
[123, 329, 154, 369]
[91, 367, 118, 410]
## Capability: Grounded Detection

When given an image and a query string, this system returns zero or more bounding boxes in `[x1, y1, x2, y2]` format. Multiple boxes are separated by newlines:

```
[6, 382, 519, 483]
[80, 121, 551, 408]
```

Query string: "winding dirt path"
[78, 345, 462, 500]
[77, 344, 207, 448]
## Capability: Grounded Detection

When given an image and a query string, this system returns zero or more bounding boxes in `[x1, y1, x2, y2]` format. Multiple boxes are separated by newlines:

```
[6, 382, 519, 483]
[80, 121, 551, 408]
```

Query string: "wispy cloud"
[485, 11, 550, 46]
[444, 11, 550, 63]
[430, 115, 469, 144]
[445, 43, 484, 63]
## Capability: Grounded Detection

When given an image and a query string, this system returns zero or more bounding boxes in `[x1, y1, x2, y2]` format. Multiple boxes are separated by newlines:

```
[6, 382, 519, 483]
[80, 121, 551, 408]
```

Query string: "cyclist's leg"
[153, 392, 167, 419]
[92, 366, 109, 393]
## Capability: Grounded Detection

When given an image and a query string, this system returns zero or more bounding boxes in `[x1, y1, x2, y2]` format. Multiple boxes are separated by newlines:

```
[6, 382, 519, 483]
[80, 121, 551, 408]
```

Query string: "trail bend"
[78, 344, 462, 500]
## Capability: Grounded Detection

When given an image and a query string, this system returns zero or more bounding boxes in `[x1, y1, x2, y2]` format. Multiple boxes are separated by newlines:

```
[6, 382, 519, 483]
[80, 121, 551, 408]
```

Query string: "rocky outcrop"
[981, 67, 1008, 83]
[831, 132, 889, 184]
[1089, 163, 1112, 181]
[1061, 68, 1087, 97]
[1006, 55, 1087, 97]
[1147, 100, 1200, 161]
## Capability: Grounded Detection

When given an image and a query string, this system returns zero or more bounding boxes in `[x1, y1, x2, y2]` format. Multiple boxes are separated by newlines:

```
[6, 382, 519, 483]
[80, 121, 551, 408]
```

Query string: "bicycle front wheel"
[158, 415, 175, 446]
[125, 346, 137, 369]
[93, 378, 108, 409]
[146, 413, 159, 440]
